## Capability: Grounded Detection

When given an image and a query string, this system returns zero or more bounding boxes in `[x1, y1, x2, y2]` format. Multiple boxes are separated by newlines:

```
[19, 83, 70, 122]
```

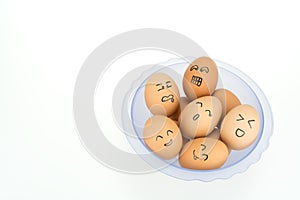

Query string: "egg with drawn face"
[183, 57, 218, 100]
[220, 104, 261, 150]
[145, 73, 180, 116]
[143, 115, 183, 160]
[179, 96, 222, 139]
[179, 137, 229, 170]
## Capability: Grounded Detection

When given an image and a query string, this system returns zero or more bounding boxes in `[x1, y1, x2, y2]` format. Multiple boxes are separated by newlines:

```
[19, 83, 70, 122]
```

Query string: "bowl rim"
[125, 58, 274, 181]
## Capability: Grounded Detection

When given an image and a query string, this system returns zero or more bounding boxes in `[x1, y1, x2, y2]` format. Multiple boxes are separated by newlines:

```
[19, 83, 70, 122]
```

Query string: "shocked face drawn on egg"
[192, 144, 208, 161]
[235, 114, 256, 137]
[155, 129, 174, 147]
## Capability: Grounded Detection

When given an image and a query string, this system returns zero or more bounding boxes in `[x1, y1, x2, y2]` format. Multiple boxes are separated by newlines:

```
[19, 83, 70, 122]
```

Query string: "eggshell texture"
[207, 128, 221, 140]
[183, 57, 218, 100]
[220, 104, 260, 150]
[145, 73, 180, 116]
[143, 115, 183, 160]
[179, 137, 229, 170]
[179, 96, 222, 139]
[213, 89, 241, 116]
[170, 97, 191, 121]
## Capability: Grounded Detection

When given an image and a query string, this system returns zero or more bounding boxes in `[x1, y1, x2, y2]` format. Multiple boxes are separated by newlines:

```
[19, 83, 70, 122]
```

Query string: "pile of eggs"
[143, 57, 260, 170]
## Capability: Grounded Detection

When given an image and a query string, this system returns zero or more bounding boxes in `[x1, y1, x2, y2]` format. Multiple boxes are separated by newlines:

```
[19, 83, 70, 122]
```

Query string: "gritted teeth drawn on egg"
[183, 57, 218, 100]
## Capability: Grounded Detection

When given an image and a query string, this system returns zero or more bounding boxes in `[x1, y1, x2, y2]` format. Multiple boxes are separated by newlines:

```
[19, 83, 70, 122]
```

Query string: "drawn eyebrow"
[201, 144, 206, 151]
[236, 114, 245, 121]
[165, 81, 172, 88]
[196, 102, 203, 107]
[248, 120, 255, 128]
[156, 83, 164, 91]
[205, 110, 212, 117]
[190, 65, 199, 71]
[155, 135, 163, 141]
[166, 129, 173, 136]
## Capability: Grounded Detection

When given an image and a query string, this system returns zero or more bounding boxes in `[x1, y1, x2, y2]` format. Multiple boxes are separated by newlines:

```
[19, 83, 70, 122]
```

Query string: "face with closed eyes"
[220, 104, 261, 150]
[145, 73, 180, 116]
[143, 115, 183, 160]
[179, 96, 222, 139]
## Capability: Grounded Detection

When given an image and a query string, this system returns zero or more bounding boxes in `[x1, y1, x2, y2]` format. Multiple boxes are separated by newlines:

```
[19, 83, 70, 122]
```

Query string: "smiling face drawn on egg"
[220, 104, 261, 150]
[145, 73, 180, 116]
[155, 129, 176, 149]
[179, 96, 222, 139]
[143, 115, 183, 160]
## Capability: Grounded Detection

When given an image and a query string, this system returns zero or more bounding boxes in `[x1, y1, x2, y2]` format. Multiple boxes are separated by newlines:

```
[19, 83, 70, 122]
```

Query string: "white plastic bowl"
[126, 58, 273, 181]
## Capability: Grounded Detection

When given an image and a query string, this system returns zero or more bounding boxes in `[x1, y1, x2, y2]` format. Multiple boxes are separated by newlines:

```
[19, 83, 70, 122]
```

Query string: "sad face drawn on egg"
[220, 104, 260, 150]
[156, 81, 175, 103]
[145, 73, 180, 116]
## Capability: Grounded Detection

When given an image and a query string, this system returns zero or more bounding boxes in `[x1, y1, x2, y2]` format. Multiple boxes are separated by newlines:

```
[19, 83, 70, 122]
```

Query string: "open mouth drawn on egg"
[164, 139, 173, 147]
[235, 128, 246, 137]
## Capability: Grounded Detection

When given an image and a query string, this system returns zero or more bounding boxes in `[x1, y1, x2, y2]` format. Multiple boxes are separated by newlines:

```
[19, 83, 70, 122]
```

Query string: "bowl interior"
[129, 60, 264, 180]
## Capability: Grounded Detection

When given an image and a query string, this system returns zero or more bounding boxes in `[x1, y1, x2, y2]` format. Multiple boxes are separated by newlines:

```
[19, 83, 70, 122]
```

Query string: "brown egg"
[183, 57, 218, 100]
[179, 137, 229, 170]
[207, 128, 231, 153]
[213, 89, 241, 116]
[143, 115, 183, 160]
[220, 104, 261, 150]
[179, 96, 222, 139]
[145, 73, 180, 116]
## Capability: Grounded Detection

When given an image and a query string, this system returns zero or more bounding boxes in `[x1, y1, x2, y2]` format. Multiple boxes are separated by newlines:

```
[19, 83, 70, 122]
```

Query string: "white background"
[1, 0, 300, 199]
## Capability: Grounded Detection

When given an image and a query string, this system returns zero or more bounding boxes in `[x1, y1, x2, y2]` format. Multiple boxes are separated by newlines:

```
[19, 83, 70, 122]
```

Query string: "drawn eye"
[196, 101, 203, 107]
[165, 81, 172, 88]
[201, 144, 206, 151]
[156, 135, 163, 141]
[236, 114, 245, 121]
[190, 65, 199, 71]
[166, 129, 173, 136]
[248, 119, 255, 128]
[156, 83, 164, 92]
[205, 110, 212, 117]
